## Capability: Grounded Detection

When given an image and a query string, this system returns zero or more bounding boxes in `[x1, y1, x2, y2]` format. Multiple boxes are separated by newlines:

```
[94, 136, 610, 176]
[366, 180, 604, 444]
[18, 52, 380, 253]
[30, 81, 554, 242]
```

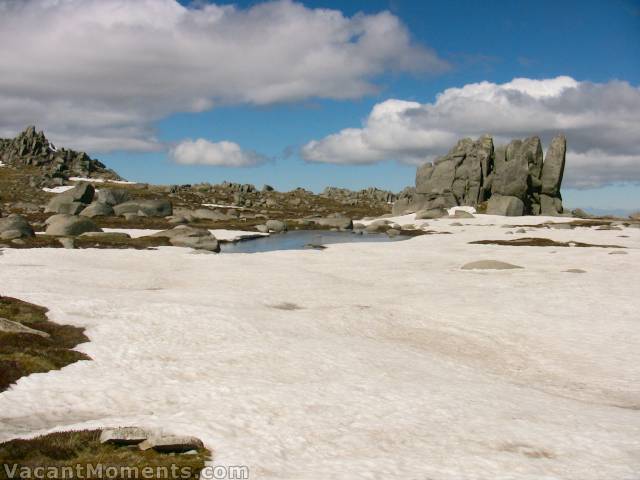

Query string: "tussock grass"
[0, 296, 89, 392]
[469, 237, 625, 248]
[0, 430, 211, 480]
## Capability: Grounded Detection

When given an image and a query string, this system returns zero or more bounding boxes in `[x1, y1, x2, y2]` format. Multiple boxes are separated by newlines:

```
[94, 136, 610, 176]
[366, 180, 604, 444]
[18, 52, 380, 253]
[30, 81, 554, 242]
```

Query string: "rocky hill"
[0, 126, 122, 187]
[394, 135, 566, 216]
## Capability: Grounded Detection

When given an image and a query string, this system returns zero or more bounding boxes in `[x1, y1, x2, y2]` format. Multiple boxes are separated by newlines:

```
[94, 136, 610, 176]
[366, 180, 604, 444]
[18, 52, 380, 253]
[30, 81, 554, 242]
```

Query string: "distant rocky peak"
[0, 125, 123, 187]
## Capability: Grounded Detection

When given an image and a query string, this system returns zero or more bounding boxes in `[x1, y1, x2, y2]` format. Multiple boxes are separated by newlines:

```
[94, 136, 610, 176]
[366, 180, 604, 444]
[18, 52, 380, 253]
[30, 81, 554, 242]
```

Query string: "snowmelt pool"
[220, 229, 409, 253]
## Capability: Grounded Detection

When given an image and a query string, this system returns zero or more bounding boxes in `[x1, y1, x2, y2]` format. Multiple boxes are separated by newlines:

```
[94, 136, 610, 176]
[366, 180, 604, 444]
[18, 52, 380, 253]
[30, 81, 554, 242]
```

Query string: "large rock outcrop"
[395, 134, 566, 216]
[0, 126, 122, 184]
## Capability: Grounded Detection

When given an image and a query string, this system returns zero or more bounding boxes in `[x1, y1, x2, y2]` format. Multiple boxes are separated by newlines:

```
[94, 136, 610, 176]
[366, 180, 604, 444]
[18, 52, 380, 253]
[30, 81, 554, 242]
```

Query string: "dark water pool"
[220, 230, 409, 253]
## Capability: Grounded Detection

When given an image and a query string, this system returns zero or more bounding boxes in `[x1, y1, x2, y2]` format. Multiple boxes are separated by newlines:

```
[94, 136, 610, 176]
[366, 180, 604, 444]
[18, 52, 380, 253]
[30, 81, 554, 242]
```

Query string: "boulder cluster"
[321, 186, 397, 205]
[0, 126, 122, 187]
[45, 183, 172, 219]
[394, 135, 566, 216]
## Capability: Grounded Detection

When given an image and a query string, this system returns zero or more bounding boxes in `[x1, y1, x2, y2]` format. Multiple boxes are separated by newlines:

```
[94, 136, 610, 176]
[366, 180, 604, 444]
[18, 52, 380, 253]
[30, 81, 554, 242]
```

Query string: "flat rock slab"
[461, 260, 523, 270]
[100, 427, 151, 445]
[0, 317, 50, 337]
[138, 435, 204, 453]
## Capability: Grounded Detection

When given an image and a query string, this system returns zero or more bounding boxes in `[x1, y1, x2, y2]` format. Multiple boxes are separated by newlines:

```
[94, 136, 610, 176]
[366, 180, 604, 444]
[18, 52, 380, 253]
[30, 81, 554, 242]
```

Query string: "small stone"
[461, 260, 523, 270]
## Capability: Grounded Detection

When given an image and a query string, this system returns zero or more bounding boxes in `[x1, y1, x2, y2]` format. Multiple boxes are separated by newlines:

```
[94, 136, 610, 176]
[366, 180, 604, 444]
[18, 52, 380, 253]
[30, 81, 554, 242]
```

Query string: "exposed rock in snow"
[461, 260, 524, 270]
[0, 317, 50, 337]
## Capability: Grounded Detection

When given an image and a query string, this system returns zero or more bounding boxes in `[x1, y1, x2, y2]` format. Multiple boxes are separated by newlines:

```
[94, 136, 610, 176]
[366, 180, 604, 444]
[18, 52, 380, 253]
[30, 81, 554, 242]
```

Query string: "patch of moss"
[0, 430, 211, 480]
[0, 297, 89, 392]
[469, 237, 625, 248]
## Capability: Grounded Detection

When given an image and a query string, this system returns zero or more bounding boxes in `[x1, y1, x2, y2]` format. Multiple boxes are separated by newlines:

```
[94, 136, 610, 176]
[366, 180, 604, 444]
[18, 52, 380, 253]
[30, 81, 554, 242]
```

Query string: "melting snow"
[68, 177, 138, 185]
[42, 185, 75, 193]
[202, 203, 245, 210]
[102, 228, 268, 242]
[0, 216, 638, 479]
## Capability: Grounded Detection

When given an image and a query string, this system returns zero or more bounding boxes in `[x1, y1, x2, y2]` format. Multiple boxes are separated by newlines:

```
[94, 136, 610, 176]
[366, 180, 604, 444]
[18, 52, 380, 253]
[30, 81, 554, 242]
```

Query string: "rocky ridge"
[394, 134, 566, 216]
[0, 126, 122, 187]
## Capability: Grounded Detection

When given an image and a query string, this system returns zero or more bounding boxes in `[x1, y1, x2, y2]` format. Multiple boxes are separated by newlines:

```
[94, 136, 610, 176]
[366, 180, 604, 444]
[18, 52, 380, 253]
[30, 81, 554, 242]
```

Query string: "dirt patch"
[269, 302, 304, 311]
[469, 237, 625, 248]
[0, 296, 89, 392]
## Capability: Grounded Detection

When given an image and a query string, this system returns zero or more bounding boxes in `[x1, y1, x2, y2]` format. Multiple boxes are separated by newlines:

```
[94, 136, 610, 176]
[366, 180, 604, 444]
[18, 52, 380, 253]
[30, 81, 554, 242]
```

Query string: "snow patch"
[202, 203, 245, 210]
[0, 223, 638, 478]
[102, 228, 269, 242]
[42, 185, 75, 193]
[69, 177, 138, 185]
[447, 205, 476, 215]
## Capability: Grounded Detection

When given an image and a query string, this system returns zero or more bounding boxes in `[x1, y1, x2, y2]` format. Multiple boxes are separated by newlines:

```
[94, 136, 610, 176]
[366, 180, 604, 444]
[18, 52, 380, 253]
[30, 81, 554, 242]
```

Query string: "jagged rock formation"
[0, 126, 122, 185]
[394, 134, 566, 216]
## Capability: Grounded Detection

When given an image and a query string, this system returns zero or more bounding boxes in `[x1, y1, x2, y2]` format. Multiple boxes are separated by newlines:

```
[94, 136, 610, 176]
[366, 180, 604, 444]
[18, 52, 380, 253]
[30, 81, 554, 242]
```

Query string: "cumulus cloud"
[171, 139, 268, 167]
[0, 0, 446, 152]
[301, 76, 640, 188]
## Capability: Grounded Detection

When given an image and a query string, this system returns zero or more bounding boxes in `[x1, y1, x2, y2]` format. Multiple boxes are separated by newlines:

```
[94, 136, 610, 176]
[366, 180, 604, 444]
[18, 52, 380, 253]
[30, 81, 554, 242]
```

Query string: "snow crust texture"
[0, 214, 638, 479]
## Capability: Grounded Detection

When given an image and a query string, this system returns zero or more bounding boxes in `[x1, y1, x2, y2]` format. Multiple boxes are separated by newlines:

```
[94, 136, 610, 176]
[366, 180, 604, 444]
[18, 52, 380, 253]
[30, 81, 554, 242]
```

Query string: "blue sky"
[2, 0, 639, 211]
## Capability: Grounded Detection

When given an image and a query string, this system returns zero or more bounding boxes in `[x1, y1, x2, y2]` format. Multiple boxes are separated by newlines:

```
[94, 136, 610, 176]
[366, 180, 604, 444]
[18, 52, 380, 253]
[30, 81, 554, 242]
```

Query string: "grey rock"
[138, 435, 204, 453]
[256, 224, 269, 233]
[45, 197, 87, 215]
[170, 236, 220, 252]
[386, 228, 401, 237]
[150, 225, 211, 240]
[58, 237, 75, 249]
[191, 208, 231, 221]
[572, 208, 592, 219]
[1, 229, 24, 241]
[45, 215, 102, 236]
[114, 199, 172, 217]
[0, 317, 50, 337]
[453, 210, 475, 218]
[461, 260, 523, 270]
[266, 219, 287, 233]
[97, 188, 131, 206]
[415, 208, 447, 219]
[150, 226, 220, 252]
[80, 202, 114, 218]
[402, 134, 566, 216]
[0, 214, 35, 238]
[540, 194, 563, 216]
[486, 195, 524, 216]
[492, 137, 542, 200]
[540, 135, 566, 197]
[168, 215, 189, 225]
[45, 183, 95, 214]
[100, 427, 151, 445]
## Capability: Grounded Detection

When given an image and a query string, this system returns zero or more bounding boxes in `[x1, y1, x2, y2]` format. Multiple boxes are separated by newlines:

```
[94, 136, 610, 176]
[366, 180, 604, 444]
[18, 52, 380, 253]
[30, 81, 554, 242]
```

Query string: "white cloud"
[171, 139, 268, 167]
[301, 76, 640, 188]
[0, 0, 446, 152]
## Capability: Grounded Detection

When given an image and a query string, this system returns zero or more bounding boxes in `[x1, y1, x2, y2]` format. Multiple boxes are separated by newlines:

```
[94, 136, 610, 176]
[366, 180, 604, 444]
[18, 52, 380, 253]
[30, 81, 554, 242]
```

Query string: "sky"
[0, 0, 639, 212]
